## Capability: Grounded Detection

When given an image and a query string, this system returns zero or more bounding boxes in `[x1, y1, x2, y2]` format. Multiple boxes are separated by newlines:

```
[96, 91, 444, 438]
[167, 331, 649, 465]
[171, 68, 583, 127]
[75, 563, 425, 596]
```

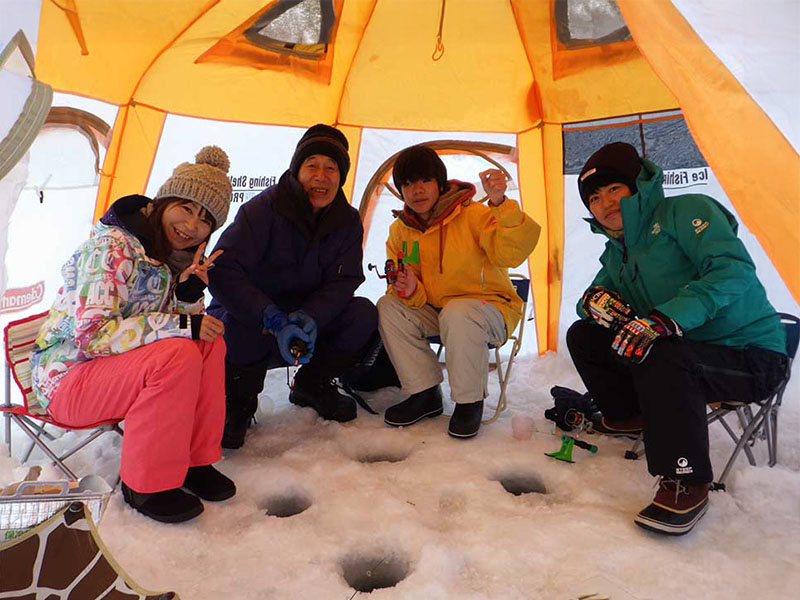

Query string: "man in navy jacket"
[208, 124, 377, 448]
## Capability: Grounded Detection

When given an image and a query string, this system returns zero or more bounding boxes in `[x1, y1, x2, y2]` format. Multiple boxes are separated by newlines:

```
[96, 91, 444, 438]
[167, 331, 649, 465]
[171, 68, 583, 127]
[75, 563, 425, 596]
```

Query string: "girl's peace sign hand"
[179, 242, 224, 284]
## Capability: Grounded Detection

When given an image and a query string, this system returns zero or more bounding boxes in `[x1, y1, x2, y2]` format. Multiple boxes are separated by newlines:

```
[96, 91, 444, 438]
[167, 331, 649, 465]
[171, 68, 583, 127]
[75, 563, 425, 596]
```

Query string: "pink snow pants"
[48, 336, 226, 493]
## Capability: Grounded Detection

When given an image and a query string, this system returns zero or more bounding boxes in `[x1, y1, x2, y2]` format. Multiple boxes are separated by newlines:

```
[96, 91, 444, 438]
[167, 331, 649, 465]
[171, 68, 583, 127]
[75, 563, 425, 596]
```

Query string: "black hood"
[100, 194, 199, 273]
[100, 194, 157, 256]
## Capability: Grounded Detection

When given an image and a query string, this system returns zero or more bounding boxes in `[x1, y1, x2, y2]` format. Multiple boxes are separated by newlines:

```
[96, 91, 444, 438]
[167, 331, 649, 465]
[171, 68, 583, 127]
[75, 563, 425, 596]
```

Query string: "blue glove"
[263, 306, 313, 365]
[287, 310, 318, 351]
[262, 305, 289, 335]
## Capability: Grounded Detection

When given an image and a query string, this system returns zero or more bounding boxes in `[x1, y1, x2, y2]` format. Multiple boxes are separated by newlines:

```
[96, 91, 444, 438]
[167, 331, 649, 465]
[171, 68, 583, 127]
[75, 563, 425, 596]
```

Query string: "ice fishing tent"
[4, 0, 800, 353]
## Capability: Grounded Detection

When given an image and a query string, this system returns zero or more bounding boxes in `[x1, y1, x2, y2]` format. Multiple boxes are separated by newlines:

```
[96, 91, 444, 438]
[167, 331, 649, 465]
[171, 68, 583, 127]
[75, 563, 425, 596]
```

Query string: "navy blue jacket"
[208, 171, 365, 329]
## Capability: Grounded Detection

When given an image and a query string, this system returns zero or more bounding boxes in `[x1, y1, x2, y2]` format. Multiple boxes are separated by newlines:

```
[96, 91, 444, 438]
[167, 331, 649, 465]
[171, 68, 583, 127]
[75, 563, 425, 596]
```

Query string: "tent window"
[196, 0, 343, 82]
[563, 112, 708, 173]
[555, 0, 631, 49]
[244, 0, 336, 60]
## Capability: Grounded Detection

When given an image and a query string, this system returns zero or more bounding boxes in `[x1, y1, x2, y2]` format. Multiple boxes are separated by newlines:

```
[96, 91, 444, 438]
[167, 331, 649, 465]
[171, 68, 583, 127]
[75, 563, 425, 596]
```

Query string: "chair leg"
[18, 416, 61, 463]
[482, 341, 518, 425]
[4, 364, 12, 458]
[714, 413, 754, 466]
[765, 407, 777, 467]
[733, 407, 758, 466]
[482, 352, 505, 425]
[3, 410, 10, 458]
[767, 390, 784, 468]
[741, 404, 765, 444]
[57, 425, 116, 463]
[767, 386, 787, 468]
[714, 401, 771, 489]
[624, 434, 645, 460]
[21, 419, 59, 463]
[11, 414, 78, 479]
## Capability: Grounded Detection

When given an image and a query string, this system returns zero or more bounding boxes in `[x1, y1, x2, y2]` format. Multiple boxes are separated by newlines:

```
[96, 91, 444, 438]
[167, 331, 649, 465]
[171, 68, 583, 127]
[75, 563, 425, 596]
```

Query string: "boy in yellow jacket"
[378, 145, 540, 437]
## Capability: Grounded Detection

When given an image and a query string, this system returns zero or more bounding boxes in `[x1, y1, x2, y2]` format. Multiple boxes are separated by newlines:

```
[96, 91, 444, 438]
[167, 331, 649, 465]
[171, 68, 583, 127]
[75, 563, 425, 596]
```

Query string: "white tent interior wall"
[1, 1, 799, 599]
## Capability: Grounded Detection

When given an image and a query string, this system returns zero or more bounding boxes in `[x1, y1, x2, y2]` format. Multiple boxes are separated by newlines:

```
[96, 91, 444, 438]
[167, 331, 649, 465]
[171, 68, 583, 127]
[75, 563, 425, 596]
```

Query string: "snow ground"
[3, 348, 799, 600]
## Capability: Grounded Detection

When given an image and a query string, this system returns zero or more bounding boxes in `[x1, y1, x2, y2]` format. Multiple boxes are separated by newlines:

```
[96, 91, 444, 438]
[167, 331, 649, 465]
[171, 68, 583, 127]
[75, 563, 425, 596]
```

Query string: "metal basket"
[0, 474, 112, 543]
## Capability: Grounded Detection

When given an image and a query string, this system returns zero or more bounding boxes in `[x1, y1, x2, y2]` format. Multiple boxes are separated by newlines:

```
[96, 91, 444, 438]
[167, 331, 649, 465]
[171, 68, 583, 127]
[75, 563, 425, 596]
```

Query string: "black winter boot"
[183, 465, 236, 501]
[222, 361, 268, 449]
[289, 344, 357, 422]
[339, 336, 401, 392]
[290, 376, 357, 422]
[122, 482, 204, 523]
[384, 386, 443, 427]
[448, 400, 484, 438]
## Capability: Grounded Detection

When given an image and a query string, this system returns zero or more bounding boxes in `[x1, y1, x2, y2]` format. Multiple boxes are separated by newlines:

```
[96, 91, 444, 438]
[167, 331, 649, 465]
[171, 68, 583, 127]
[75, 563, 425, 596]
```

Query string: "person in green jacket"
[567, 142, 788, 536]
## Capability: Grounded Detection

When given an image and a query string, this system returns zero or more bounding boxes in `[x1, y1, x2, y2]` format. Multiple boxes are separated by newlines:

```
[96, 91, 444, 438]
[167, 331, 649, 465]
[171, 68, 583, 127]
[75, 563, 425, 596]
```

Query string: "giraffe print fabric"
[0, 502, 178, 599]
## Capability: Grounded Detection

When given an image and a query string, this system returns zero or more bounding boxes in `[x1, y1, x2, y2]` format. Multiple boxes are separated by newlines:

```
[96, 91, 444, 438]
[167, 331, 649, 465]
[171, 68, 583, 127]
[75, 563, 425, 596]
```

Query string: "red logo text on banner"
[0, 281, 45, 315]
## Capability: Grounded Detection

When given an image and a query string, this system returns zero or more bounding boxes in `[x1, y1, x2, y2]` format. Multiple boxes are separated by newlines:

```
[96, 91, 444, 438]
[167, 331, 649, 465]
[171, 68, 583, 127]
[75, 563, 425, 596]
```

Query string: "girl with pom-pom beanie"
[31, 147, 237, 523]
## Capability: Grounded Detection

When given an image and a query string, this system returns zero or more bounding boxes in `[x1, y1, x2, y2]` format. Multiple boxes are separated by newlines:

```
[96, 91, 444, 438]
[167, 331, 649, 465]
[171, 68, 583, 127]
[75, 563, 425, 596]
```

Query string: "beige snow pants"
[377, 295, 507, 404]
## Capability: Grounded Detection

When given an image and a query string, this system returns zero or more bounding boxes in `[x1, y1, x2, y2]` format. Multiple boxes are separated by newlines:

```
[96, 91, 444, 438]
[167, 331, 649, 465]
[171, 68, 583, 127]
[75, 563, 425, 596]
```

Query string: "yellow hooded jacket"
[386, 181, 541, 338]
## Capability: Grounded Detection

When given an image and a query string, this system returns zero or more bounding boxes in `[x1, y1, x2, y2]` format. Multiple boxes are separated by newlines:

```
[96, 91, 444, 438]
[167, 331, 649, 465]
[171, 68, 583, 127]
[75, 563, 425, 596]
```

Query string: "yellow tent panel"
[33, 0, 800, 352]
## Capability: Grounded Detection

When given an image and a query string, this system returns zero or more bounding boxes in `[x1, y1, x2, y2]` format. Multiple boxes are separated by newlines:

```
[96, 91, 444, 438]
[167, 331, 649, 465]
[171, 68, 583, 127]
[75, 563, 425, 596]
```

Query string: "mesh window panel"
[555, 0, 631, 49]
[563, 124, 641, 174]
[563, 115, 707, 173]
[244, 0, 335, 58]
[642, 119, 708, 169]
[258, 0, 322, 44]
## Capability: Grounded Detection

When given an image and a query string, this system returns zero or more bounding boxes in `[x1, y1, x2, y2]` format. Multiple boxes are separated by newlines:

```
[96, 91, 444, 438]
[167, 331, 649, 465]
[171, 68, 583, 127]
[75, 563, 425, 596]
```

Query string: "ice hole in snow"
[357, 448, 410, 464]
[340, 551, 410, 593]
[493, 471, 548, 496]
[262, 491, 312, 517]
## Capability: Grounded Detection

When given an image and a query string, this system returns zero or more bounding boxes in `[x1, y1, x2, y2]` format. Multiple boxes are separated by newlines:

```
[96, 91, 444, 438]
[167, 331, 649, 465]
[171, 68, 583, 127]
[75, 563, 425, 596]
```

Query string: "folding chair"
[1, 311, 123, 480]
[625, 313, 799, 491]
[428, 273, 530, 424]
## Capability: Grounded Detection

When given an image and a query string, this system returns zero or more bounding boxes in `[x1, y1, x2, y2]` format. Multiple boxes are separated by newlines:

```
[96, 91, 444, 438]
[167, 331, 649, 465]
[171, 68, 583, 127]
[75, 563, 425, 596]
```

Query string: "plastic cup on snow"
[511, 415, 535, 440]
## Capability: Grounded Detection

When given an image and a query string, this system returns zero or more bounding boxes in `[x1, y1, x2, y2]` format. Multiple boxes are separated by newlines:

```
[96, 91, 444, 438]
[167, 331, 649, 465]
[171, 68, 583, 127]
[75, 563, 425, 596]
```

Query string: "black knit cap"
[578, 142, 641, 208]
[392, 144, 448, 194]
[290, 123, 350, 185]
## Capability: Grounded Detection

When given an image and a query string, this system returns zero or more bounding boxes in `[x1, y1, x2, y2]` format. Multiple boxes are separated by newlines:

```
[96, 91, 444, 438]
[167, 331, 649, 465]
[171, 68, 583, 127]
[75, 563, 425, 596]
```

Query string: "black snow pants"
[566, 319, 787, 483]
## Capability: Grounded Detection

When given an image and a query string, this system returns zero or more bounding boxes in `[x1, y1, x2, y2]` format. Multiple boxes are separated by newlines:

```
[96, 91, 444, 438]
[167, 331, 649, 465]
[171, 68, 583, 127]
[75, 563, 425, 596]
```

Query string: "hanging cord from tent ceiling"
[432, 0, 446, 60]
[49, 0, 89, 55]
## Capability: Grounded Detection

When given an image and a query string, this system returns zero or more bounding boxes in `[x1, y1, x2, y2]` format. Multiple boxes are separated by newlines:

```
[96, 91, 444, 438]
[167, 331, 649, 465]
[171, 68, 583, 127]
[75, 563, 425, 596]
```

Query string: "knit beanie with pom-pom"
[154, 145, 232, 230]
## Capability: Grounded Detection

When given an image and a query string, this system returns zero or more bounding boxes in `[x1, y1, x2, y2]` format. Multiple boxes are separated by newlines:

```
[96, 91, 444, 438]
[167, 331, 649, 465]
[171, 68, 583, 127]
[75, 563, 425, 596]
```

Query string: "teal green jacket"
[578, 159, 786, 355]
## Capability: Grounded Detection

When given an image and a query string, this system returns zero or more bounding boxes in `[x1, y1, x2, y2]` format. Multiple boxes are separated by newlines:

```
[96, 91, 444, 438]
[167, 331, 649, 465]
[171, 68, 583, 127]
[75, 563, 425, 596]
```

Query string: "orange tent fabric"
[33, 0, 798, 351]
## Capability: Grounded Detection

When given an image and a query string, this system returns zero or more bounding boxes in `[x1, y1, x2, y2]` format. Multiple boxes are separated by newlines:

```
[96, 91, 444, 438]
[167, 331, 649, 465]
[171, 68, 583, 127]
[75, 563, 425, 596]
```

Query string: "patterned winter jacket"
[31, 197, 204, 410]
[387, 181, 541, 339]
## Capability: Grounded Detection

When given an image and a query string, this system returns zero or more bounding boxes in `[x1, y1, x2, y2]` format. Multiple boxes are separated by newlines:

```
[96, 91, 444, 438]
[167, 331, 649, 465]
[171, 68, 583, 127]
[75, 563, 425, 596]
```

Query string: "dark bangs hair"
[146, 197, 216, 263]
[392, 145, 448, 194]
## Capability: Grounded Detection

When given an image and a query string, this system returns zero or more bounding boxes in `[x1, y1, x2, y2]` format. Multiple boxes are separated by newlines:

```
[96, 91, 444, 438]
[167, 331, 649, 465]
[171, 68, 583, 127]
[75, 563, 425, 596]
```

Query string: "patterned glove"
[263, 306, 313, 365]
[582, 286, 635, 330]
[612, 310, 682, 364]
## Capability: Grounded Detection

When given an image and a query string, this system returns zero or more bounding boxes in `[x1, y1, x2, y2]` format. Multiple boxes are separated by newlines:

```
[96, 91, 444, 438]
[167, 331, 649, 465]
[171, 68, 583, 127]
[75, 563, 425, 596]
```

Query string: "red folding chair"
[1, 311, 123, 480]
